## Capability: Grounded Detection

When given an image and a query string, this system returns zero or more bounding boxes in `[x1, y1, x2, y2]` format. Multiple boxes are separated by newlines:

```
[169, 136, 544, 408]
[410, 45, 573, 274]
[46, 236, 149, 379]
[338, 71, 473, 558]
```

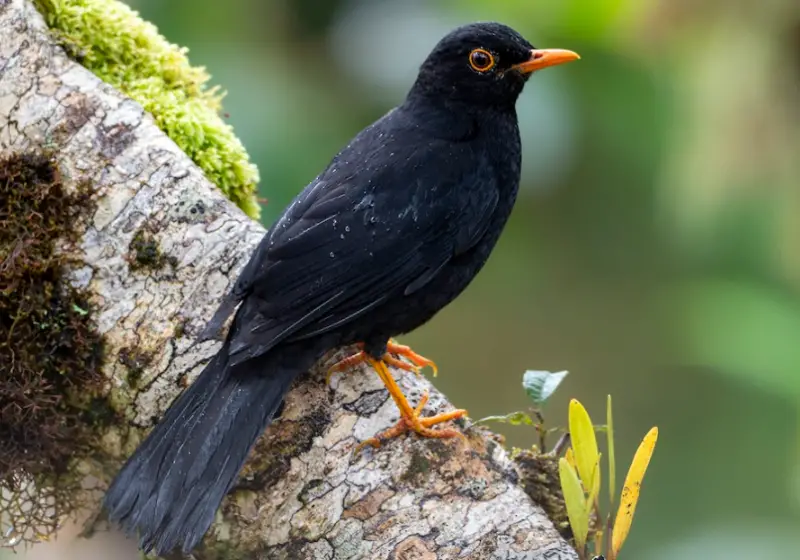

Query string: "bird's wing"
[225, 143, 499, 364]
[197, 176, 335, 341]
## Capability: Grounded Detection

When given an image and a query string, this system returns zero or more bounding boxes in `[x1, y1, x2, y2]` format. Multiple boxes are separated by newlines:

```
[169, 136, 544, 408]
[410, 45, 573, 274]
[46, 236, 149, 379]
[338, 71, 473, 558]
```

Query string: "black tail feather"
[104, 340, 299, 555]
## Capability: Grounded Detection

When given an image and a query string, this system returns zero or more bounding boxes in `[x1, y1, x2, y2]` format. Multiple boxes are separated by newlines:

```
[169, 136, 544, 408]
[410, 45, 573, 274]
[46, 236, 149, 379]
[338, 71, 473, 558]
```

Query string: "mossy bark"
[0, 1, 579, 558]
[0, 150, 108, 544]
[29, 0, 261, 219]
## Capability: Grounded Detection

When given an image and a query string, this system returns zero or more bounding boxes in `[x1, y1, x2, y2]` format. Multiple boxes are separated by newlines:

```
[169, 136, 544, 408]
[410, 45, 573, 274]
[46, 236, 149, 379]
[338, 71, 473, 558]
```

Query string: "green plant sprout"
[477, 372, 658, 559]
[474, 369, 569, 452]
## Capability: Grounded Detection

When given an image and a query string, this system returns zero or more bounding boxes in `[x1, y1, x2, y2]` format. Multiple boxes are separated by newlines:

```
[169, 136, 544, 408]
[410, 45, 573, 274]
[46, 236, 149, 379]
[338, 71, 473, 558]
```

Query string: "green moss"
[298, 478, 325, 504]
[32, 0, 261, 220]
[0, 151, 112, 543]
[82, 396, 118, 426]
[117, 346, 154, 389]
[129, 229, 177, 272]
[173, 316, 189, 338]
[401, 448, 432, 484]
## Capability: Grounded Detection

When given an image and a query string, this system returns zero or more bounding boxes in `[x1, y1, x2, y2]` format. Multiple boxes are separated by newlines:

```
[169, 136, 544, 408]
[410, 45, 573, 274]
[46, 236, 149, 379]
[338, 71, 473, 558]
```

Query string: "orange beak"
[511, 48, 581, 74]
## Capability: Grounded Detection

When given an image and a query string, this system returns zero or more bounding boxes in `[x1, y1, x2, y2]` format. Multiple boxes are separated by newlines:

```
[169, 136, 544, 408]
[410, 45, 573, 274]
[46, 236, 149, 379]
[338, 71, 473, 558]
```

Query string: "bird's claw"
[326, 340, 438, 385]
[326, 346, 367, 384]
[384, 339, 438, 378]
[354, 411, 467, 455]
[354, 390, 467, 455]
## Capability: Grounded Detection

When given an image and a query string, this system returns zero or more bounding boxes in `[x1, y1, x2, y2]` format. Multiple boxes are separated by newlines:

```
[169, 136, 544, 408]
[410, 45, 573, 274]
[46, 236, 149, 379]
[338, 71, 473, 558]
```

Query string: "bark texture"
[0, 1, 578, 558]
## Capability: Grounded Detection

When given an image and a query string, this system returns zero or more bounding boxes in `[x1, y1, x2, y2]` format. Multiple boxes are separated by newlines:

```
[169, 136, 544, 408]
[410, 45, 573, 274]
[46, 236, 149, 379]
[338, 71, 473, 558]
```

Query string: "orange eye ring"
[469, 48, 495, 72]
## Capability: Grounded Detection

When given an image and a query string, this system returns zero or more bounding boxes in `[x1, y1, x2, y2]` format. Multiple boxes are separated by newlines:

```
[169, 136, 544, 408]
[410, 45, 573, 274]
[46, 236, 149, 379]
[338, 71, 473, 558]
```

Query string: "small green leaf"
[559, 457, 590, 553]
[607, 394, 616, 507]
[473, 411, 535, 427]
[523, 370, 569, 405]
[72, 304, 88, 316]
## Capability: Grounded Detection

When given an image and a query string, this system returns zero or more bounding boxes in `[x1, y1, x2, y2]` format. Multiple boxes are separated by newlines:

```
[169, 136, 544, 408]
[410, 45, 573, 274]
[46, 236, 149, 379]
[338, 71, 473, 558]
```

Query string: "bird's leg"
[354, 357, 466, 454]
[326, 340, 464, 451]
[327, 339, 437, 383]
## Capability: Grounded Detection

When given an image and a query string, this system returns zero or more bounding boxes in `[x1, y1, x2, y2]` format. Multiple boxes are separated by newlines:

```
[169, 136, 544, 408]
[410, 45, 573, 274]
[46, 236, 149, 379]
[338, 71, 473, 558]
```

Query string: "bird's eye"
[468, 48, 495, 72]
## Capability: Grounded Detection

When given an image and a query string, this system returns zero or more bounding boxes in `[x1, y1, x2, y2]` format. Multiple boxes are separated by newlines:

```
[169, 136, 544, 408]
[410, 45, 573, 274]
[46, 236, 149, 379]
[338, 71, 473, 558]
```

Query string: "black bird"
[103, 21, 579, 555]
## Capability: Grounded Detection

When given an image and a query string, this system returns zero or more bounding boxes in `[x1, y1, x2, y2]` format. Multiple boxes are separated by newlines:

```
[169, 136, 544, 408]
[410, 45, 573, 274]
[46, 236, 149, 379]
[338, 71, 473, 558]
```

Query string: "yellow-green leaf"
[607, 394, 616, 506]
[612, 427, 658, 558]
[565, 446, 577, 470]
[569, 399, 600, 490]
[587, 453, 602, 509]
[559, 457, 590, 553]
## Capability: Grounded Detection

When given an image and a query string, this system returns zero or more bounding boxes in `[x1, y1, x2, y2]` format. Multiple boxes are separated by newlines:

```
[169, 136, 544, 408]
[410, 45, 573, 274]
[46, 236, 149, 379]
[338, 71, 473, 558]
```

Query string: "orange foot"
[363, 356, 466, 453]
[327, 339, 438, 383]
[355, 385, 466, 454]
[326, 341, 465, 452]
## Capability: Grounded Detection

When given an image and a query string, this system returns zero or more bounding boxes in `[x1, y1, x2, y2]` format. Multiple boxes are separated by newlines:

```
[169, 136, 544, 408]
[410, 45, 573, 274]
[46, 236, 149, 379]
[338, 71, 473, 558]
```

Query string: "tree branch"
[0, 1, 578, 558]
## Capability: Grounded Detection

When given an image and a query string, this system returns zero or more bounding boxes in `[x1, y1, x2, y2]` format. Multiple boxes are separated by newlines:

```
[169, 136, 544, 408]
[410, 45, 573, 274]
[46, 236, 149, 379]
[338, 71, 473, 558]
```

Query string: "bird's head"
[409, 22, 579, 109]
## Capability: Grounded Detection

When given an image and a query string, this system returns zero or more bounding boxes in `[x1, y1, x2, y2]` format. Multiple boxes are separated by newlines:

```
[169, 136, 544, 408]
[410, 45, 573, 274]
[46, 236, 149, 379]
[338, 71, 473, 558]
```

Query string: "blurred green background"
[18, 0, 800, 558]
